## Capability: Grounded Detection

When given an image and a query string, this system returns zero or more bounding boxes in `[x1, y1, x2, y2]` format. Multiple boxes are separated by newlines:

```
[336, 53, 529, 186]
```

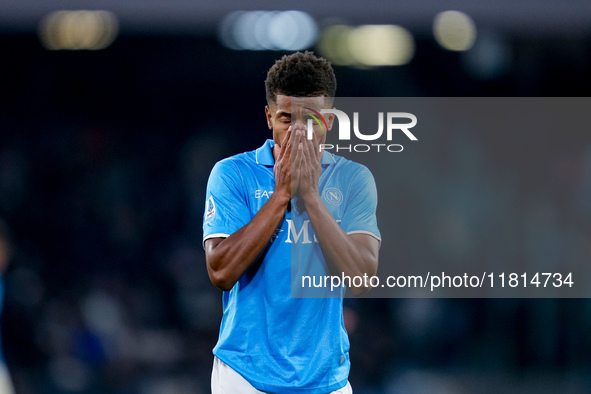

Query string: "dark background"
[1, 3, 591, 393]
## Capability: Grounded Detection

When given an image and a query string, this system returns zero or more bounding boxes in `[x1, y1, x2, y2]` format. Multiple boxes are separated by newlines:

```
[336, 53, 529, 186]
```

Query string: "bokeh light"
[433, 10, 477, 51]
[218, 10, 318, 51]
[462, 30, 512, 79]
[349, 25, 415, 66]
[38, 10, 118, 51]
[318, 24, 415, 67]
[317, 24, 357, 66]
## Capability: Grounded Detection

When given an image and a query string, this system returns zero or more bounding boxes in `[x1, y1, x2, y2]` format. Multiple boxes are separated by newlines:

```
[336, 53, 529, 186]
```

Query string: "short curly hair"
[265, 51, 336, 104]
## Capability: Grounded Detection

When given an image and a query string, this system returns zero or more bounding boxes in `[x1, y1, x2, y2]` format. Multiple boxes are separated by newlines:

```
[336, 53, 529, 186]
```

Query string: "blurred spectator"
[0, 219, 15, 394]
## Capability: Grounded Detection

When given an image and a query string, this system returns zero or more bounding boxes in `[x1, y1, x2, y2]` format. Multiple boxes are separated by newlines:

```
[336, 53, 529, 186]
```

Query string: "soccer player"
[203, 51, 380, 393]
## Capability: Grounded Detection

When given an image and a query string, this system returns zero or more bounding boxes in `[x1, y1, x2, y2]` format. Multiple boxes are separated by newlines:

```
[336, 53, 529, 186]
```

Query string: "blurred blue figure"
[0, 220, 15, 394]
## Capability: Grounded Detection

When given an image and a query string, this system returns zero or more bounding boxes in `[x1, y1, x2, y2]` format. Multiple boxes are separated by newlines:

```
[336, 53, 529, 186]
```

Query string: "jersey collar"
[255, 139, 336, 167]
[255, 139, 276, 166]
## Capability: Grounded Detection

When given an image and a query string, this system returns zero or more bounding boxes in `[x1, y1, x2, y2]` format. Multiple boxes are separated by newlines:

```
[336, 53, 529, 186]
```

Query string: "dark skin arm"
[204, 128, 293, 291]
[293, 126, 380, 296]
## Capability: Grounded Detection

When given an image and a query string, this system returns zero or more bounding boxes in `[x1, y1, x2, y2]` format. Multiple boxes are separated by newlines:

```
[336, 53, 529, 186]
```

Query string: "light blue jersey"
[203, 139, 380, 394]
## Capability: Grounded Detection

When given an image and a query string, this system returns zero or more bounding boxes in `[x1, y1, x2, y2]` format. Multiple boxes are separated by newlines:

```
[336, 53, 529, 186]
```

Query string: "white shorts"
[211, 356, 353, 394]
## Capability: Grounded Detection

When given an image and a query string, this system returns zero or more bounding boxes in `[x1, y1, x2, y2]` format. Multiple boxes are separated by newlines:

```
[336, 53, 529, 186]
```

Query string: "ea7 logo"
[307, 110, 418, 141]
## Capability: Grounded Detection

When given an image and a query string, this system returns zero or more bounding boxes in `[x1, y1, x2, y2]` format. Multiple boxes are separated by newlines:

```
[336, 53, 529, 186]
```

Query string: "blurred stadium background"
[1, 0, 591, 393]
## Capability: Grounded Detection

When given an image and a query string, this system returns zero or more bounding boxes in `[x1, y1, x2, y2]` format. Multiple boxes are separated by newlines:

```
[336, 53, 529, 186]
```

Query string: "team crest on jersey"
[323, 187, 343, 206]
[205, 196, 216, 223]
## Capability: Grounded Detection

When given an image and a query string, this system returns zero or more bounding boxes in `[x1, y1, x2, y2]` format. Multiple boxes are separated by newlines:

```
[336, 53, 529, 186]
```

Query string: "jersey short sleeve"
[203, 159, 251, 244]
[341, 165, 381, 242]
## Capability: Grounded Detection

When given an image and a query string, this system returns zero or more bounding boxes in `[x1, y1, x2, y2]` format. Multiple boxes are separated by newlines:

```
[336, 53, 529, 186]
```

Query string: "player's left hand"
[293, 126, 322, 202]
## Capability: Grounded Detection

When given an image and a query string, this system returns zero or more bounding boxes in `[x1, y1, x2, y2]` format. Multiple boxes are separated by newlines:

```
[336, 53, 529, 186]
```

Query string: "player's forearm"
[303, 195, 378, 294]
[206, 191, 290, 291]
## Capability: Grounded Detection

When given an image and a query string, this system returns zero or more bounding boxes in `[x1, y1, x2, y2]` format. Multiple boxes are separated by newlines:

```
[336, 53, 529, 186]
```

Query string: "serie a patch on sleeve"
[205, 195, 216, 223]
